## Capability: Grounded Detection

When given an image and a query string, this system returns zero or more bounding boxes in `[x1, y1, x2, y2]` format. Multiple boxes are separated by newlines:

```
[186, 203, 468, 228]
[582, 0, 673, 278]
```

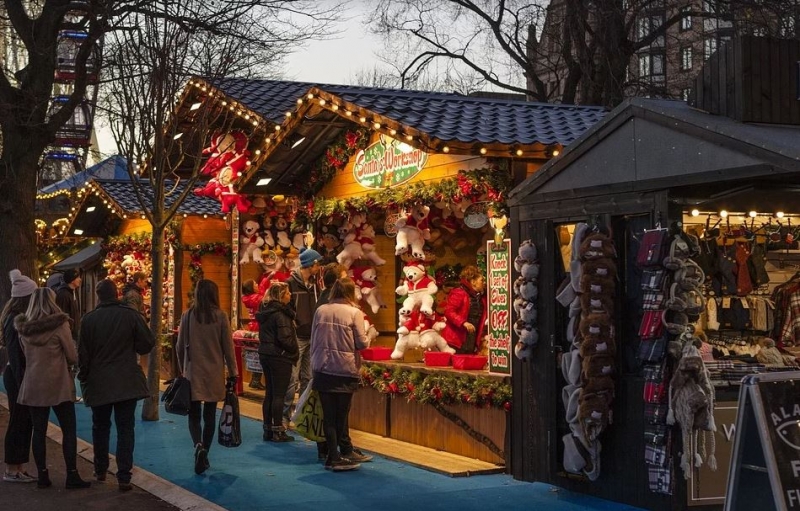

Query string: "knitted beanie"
[9, 269, 37, 298]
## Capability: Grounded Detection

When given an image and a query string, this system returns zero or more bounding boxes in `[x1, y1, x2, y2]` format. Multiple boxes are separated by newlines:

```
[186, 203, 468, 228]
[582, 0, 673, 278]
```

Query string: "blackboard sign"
[725, 371, 800, 511]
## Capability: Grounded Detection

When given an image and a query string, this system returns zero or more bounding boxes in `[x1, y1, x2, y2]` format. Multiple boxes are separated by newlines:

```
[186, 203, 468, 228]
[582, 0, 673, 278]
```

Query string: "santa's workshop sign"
[353, 135, 428, 189]
[487, 239, 512, 375]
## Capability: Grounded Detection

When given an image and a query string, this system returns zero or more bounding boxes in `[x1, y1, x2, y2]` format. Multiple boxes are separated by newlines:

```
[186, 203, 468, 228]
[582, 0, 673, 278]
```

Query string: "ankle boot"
[65, 469, 91, 489]
[37, 468, 52, 488]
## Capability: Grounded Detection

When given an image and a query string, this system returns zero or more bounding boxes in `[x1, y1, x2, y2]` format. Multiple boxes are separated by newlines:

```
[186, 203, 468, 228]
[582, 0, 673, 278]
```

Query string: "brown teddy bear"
[578, 391, 612, 441]
[579, 333, 617, 358]
[582, 257, 618, 281]
[581, 375, 615, 399]
[579, 312, 614, 341]
[580, 293, 615, 315]
[582, 353, 615, 380]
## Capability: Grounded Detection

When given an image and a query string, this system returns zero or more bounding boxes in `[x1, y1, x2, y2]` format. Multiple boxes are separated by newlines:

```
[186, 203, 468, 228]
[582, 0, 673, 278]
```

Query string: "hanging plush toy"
[395, 260, 438, 315]
[355, 222, 387, 266]
[239, 219, 264, 265]
[336, 219, 363, 268]
[395, 204, 431, 259]
[351, 266, 385, 314]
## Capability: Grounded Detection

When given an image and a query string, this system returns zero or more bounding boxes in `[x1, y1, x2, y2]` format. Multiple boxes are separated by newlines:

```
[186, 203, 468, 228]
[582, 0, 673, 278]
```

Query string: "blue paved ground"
[2, 380, 645, 511]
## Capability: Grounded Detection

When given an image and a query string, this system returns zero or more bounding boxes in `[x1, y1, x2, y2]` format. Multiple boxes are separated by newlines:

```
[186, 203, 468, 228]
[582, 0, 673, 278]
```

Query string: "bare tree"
[367, 0, 799, 107]
[98, 0, 343, 420]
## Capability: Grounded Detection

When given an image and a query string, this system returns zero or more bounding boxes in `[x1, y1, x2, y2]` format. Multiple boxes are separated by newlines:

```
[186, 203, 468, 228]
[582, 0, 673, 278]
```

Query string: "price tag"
[722, 297, 732, 309]
[740, 298, 749, 309]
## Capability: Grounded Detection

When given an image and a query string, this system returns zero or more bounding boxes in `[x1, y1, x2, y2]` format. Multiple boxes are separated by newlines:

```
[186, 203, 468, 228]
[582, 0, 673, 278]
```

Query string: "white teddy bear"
[395, 261, 438, 316]
[351, 266, 385, 314]
[355, 223, 386, 266]
[363, 314, 378, 344]
[392, 309, 421, 360]
[336, 220, 364, 268]
[417, 312, 455, 354]
[239, 219, 264, 265]
[395, 204, 431, 259]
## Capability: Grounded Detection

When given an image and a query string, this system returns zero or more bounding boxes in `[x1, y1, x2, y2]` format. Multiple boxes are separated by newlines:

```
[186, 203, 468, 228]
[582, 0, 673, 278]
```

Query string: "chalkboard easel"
[725, 371, 800, 511]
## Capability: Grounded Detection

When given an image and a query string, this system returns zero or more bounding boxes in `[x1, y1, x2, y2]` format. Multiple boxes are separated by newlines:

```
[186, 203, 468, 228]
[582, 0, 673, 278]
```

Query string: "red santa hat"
[404, 261, 426, 273]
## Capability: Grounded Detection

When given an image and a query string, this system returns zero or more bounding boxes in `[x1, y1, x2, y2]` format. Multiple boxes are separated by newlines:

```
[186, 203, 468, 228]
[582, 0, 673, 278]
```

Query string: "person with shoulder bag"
[176, 279, 238, 475]
[256, 281, 299, 442]
[78, 279, 154, 491]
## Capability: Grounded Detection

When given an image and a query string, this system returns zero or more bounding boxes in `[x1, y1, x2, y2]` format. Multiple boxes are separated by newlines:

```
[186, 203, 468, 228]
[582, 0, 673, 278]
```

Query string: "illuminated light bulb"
[229, 105, 234, 111]
[307, 93, 314, 99]
[479, 147, 487, 155]
[203, 214, 208, 218]
[777, 211, 785, 218]
[406, 135, 413, 141]
[516, 149, 523, 156]
[221, 101, 227, 105]
[183, 213, 188, 218]
[359, 116, 366, 123]
[390, 129, 397, 136]
[442, 146, 450, 153]
[332, 104, 339, 111]
[286, 112, 292, 118]
[720, 210, 728, 218]
[691, 209, 700, 217]
[255, 149, 261, 155]
[373, 122, 381, 129]
[345, 111, 352, 116]
[319, 99, 326, 106]
[749, 211, 757, 218]
[552, 148, 561, 156]
[297, 98, 303, 105]
[141, 215, 146, 219]
[274, 126, 281, 131]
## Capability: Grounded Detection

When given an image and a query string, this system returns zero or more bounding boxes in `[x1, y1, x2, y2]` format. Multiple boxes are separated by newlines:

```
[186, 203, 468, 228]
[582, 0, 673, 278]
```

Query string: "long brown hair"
[192, 279, 220, 324]
[0, 295, 32, 346]
[25, 288, 60, 321]
[328, 277, 357, 305]
[265, 281, 289, 304]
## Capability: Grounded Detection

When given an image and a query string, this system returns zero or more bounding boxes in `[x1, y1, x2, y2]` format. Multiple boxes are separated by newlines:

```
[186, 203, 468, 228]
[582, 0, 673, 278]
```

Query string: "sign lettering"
[353, 135, 428, 189]
[487, 239, 512, 375]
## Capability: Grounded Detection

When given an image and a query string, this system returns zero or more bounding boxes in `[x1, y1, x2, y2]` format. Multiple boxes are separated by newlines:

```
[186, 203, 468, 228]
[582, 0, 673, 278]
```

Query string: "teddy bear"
[416, 312, 455, 353]
[240, 219, 264, 265]
[355, 222, 386, 266]
[292, 227, 313, 253]
[336, 220, 364, 268]
[513, 319, 539, 346]
[392, 309, 422, 360]
[317, 224, 341, 263]
[351, 266, 385, 314]
[395, 204, 431, 259]
[395, 261, 438, 316]
[363, 314, 378, 344]
[514, 341, 535, 361]
[273, 215, 291, 252]
[578, 391, 612, 442]
[581, 353, 615, 380]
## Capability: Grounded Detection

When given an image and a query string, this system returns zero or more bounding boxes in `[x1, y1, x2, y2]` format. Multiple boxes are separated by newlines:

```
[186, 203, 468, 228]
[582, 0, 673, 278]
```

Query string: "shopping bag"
[161, 376, 191, 415]
[218, 382, 242, 448]
[291, 383, 325, 442]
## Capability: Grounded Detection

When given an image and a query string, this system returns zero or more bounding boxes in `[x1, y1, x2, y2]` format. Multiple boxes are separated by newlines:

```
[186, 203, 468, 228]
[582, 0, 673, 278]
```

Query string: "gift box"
[359, 347, 393, 361]
[424, 351, 452, 367]
[452, 354, 488, 370]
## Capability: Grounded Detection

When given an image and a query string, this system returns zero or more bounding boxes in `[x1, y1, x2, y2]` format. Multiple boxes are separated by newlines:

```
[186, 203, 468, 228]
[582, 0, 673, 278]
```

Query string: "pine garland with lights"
[183, 242, 232, 296]
[306, 128, 369, 198]
[308, 164, 512, 219]
[359, 363, 512, 411]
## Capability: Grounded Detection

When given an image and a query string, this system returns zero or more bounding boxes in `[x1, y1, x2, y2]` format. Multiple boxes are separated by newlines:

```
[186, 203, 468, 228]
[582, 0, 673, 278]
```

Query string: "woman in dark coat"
[176, 279, 238, 475]
[1, 270, 36, 482]
[256, 282, 299, 442]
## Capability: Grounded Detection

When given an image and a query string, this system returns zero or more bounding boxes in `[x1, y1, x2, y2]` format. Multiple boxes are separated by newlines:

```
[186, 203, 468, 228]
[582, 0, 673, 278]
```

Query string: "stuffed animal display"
[194, 130, 252, 213]
[239, 219, 265, 265]
[395, 261, 438, 316]
[395, 204, 431, 259]
[392, 309, 454, 359]
[351, 266, 386, 314]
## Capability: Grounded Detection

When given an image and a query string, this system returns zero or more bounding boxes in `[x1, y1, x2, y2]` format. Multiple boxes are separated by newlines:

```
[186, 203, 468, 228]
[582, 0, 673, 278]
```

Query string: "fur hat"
[663, 236, 691, 270]
[580, 272, 616, 297]
[662, 308, 689, 335]
[579, 233, 616, 260]
[9, 269, 37, 298]
[580, 292, 615, 315]
[582, 353, 615, 380]
[581, 375, 615, 399]
[578, 392, 612, 440]
[579, 312, 613, 341]
[580, 333, 617, 358]
[582, 257, 618, 280]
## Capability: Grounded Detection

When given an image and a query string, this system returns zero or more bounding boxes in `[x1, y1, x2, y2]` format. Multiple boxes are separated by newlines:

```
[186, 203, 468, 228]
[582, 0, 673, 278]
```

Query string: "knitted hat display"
[9, 269, 37, 298]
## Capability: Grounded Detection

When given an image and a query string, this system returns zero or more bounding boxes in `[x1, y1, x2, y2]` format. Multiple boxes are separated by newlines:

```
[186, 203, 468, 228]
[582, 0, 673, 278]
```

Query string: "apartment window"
[680, 6, 692, 31]
[704, 37, 718, 60]
[639, 55, 651, 78]
[637, 18, 649, 41]
[652, 54, 665, 76]
[680, 47, 693, 70]
[681, 88, 692, 101]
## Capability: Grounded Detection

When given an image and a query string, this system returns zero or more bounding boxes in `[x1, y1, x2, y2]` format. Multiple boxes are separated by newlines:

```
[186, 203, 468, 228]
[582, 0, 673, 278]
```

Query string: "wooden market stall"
[506, 37, 800, 510]
[178, 77, 606, 469]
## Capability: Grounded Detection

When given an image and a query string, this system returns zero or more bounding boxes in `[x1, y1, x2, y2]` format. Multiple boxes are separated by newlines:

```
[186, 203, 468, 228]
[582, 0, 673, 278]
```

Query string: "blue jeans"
[283, 337, 311, 421]
[91, 399, 138, 483]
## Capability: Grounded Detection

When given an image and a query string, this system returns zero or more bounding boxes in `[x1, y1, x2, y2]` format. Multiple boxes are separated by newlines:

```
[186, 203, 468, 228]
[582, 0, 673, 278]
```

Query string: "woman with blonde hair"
[14, 287, 90, 489]
[176, 279, 238, 475]
[256, 281, 299, 442]
[310, 278, 371, 471]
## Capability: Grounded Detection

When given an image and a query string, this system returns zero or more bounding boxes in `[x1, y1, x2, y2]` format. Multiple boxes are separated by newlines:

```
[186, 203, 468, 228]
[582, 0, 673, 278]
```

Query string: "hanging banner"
[353, 134, 428, 189]
[487, 238, 512, 375]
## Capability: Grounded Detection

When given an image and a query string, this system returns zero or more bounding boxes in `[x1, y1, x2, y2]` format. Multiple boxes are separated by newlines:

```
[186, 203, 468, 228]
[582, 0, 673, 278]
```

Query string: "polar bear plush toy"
[240, 220, 264, 264]
[392, 309, 422, 360]
[336, 220, 364, 268]
[417, 312, 455, 353]
[395, 261, 438, 315]
[395, 204, 431, 259]
[355, 223, 386, 266]
[351, 266, 385, 314]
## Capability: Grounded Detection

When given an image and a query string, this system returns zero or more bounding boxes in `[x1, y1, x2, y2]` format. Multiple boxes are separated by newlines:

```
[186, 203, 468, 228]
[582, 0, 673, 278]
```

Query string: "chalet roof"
[38, 155, 129, 196]
[210, 77, 607, 148]
[508, 98, 800, 206]
[94, 179, 222, 216]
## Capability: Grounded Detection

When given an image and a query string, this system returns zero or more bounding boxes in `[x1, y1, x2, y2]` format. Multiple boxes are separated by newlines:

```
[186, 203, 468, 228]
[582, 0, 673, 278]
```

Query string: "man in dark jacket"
[55, 268, 82, 340]
[77, 279, 154, 492]
[283, 248, 323, 425]
[121, 271, 148, 316]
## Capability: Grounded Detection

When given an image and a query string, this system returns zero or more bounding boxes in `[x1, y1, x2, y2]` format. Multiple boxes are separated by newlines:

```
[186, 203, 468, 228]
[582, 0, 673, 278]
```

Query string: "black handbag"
[162, 376, 191, 415]
[218, 381, 242, 448]
[162, 311, 192, 415]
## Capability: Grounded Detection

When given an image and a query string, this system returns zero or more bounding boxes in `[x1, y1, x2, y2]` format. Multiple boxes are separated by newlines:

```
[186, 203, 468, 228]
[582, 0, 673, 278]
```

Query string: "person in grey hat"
[2, 270, 37, 483]
[281, 248, 323, 428]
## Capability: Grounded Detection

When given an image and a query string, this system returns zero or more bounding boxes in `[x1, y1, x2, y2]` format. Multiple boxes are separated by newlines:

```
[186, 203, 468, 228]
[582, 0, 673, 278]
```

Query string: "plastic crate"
[452, 354, 488, 370]
[360, 347, 393, 361]
[424, 351, 452, 367]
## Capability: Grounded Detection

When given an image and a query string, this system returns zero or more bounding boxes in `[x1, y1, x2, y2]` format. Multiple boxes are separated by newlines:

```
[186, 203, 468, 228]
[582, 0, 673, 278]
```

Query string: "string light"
[691, 209, 700, 217]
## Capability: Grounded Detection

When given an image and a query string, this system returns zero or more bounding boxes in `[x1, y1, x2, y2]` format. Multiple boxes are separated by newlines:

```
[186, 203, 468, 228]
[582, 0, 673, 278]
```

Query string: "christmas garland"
[306, 128, 370, 198]
[359, 363, 512, 412]
[182, 242, 232, 290]
[308, 164, 512, 219]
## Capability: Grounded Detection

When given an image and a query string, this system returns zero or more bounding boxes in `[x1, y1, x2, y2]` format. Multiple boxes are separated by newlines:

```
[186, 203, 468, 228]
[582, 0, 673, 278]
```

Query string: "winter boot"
[37, 468, 52, 489]
[65, 469, 91, 489]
